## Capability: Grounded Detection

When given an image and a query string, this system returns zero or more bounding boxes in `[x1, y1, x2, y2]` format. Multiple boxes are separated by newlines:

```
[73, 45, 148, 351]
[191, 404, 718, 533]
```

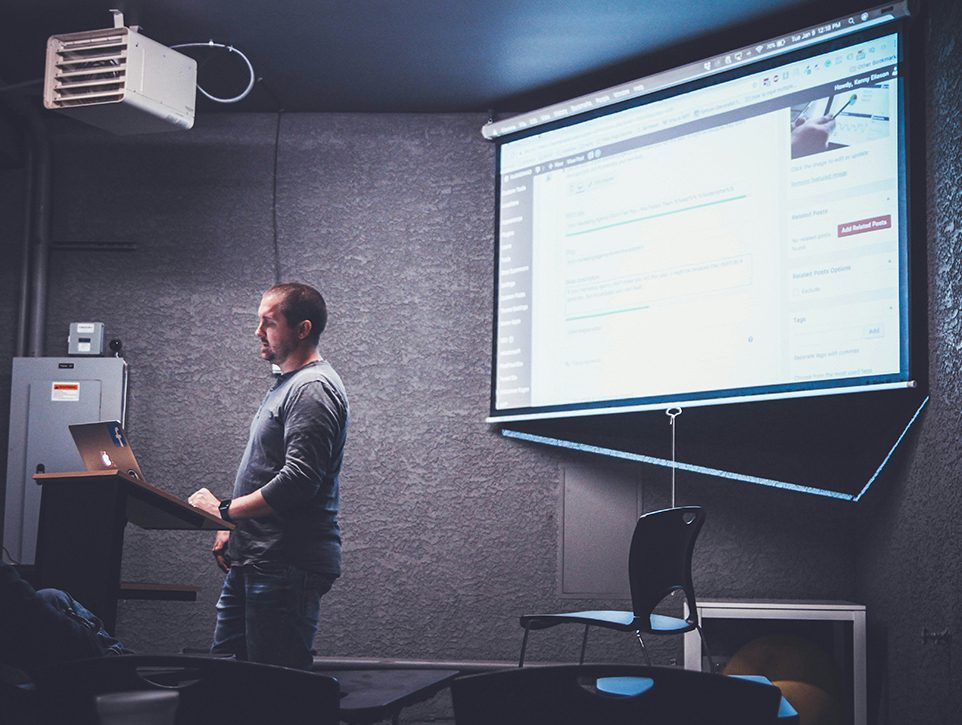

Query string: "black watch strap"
[218, 499, 234, 523]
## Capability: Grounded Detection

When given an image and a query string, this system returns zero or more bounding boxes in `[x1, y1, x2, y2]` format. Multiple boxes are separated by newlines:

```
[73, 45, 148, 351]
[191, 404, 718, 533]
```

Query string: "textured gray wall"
[0, 3, 957, 721]
[853, 1, 962, 723]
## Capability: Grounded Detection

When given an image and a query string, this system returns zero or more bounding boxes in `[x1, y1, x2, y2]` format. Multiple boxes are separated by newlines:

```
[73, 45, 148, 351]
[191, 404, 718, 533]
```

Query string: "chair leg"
[579, 625, 590, 665]
[519, 626, 531, 667]
[697, 625, 716, 673]
[634, 631, 652, 665]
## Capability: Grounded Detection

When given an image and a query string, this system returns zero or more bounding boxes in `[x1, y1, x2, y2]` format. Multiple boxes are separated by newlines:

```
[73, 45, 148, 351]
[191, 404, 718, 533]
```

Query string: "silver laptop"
[69, 420, 146, 481]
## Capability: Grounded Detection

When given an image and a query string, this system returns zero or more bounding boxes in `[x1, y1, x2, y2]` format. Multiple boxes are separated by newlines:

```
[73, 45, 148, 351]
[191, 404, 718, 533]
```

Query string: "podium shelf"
[119, 582, 199, 601]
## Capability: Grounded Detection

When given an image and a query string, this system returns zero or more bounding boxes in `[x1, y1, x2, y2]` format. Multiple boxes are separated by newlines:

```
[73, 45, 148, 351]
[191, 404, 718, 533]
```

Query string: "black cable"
[255, 76, 285, 113]
[2, 545, 22, 565]
[271, 110, 283, 284]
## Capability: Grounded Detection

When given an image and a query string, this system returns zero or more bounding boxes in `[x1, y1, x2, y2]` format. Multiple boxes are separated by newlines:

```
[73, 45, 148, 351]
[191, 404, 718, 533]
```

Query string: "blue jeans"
[210, 564, 334, 670]
[35, 588, 131, 657]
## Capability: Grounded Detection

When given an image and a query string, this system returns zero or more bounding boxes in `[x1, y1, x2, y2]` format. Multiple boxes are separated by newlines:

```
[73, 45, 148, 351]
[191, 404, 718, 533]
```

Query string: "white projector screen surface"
[490, 18, 911, 422]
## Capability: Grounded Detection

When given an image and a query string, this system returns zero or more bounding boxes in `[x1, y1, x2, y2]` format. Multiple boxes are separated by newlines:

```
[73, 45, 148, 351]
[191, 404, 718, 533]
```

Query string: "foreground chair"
[0, 665, 36, 725]
[519, 506, 711, 667]
[451, 664, 787, 725]
[30, 654, 339, 725]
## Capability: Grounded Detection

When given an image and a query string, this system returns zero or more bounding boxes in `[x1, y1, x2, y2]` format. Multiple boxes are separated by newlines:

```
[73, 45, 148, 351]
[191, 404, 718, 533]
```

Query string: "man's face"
[255, 292, 301, 365]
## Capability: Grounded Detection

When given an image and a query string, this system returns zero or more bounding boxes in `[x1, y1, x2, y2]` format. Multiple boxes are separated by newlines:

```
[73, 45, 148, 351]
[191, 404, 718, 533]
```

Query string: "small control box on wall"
[68, 322, 105, 356]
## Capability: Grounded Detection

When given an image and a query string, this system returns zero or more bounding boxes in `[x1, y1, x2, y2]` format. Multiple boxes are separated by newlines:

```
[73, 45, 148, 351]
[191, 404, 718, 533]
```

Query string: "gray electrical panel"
[2, 357, 128, 565]
[561, 464, 643, 599]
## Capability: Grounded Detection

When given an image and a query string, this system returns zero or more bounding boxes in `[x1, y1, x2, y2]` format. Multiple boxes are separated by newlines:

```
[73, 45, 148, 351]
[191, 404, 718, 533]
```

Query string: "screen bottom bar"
[487, 380, 916, 424]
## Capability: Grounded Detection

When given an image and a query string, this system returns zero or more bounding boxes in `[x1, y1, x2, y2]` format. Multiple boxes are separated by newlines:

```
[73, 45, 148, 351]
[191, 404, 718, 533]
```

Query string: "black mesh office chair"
[451, 664, 788, 725]
[519, 505, 712, 668]
[30, 654, 340, 725]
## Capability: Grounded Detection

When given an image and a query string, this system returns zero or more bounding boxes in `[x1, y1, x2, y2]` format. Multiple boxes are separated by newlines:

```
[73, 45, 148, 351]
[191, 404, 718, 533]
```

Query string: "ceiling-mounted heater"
[43, 11, 196, 134]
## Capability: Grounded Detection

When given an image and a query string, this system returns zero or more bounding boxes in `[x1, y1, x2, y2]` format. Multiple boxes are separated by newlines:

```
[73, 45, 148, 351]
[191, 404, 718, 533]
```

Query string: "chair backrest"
[451, 664, 782, 725]
[628, 506, 705, 625]
[30, 654, 339, 725]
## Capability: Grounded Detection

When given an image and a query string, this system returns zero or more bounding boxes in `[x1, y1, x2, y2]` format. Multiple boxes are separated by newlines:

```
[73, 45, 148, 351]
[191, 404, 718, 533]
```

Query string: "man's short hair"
[266, 282, 328, 345]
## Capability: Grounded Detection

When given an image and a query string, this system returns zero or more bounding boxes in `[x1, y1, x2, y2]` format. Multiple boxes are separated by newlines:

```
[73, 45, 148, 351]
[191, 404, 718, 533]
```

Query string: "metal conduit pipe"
[15, 143, 34, 357]
[2, 91, 52, 358]
[26, 112, 51, 358]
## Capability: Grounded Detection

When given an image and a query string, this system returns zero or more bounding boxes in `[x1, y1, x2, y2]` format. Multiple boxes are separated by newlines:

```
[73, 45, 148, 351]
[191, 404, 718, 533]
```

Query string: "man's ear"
[298, 320, 312, 341]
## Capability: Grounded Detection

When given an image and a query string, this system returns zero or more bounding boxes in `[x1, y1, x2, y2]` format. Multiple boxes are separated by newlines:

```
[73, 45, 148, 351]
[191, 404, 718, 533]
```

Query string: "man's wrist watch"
[218, 499, 234, 523]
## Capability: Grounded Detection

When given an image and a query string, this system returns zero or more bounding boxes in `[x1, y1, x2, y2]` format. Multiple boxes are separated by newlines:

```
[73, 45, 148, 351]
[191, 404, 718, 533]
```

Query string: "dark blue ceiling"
[1, 0, 878, 114]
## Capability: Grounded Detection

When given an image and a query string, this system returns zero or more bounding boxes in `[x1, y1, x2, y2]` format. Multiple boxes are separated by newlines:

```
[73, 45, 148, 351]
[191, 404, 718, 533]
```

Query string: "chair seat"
[595, 676, 656, 697]
[648, 613, 695, 633]
[521, 610, 636, 631]
[520, 610, 695, 634]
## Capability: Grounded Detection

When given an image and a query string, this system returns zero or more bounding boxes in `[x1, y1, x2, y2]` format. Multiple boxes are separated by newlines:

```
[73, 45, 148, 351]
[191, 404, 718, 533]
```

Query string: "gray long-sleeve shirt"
[227, 359, 349, 575]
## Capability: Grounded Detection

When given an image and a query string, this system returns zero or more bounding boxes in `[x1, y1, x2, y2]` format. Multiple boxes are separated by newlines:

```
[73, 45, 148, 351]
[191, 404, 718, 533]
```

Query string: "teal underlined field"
[563, 254, 753, 322]
[565, 193, 748, 238]
[567, 304, 651, 322]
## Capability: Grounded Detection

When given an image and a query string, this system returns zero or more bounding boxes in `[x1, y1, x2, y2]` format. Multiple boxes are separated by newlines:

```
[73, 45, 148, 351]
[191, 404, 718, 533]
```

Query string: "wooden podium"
[33, 470, 232, 631]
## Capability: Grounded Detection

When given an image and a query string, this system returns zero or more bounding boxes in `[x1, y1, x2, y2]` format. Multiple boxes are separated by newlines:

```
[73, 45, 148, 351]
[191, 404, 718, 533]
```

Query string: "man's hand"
[212, 530, 231, 573]
[187, 487, 220, 517]
[791, 115, 837, 157]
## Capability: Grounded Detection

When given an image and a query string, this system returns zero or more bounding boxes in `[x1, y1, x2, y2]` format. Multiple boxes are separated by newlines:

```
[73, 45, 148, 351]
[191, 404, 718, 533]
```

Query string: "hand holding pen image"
[791, 93, 856, 158]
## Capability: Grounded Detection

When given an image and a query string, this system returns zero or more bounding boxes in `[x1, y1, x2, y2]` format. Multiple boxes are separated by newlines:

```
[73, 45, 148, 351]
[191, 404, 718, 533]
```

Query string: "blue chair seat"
[649, 613, 694, 632]
[521, 610, 694, 633]
[520, 610, 636, 630]
[595, 675, 656, 697]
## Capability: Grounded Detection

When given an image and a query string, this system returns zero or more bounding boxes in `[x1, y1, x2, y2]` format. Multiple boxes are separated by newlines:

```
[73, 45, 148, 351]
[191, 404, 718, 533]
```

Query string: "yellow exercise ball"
[771, 680, 844, 725]
[723, 634, 842, 698]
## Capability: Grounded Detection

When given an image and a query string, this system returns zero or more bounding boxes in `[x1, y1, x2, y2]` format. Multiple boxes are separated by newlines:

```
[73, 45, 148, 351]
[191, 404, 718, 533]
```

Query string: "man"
[188, 282, 349, 670]
[0, 560, 129, 676]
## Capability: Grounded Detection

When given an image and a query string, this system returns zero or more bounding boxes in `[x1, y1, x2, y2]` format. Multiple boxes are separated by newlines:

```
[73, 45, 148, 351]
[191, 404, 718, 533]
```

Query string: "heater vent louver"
[46, 29, 129, 109]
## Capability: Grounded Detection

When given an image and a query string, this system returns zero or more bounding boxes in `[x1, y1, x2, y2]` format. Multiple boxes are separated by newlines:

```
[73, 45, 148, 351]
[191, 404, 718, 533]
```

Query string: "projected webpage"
[494, 32, 904, 415]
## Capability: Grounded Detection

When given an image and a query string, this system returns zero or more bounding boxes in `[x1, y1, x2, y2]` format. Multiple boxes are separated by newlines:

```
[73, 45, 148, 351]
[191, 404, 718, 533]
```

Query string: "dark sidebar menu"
[495, 167, 535, 412]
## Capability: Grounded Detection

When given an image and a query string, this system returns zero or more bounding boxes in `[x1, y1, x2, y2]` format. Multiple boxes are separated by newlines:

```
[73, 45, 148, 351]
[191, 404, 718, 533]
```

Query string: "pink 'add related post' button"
[838, 215, 892, 237]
